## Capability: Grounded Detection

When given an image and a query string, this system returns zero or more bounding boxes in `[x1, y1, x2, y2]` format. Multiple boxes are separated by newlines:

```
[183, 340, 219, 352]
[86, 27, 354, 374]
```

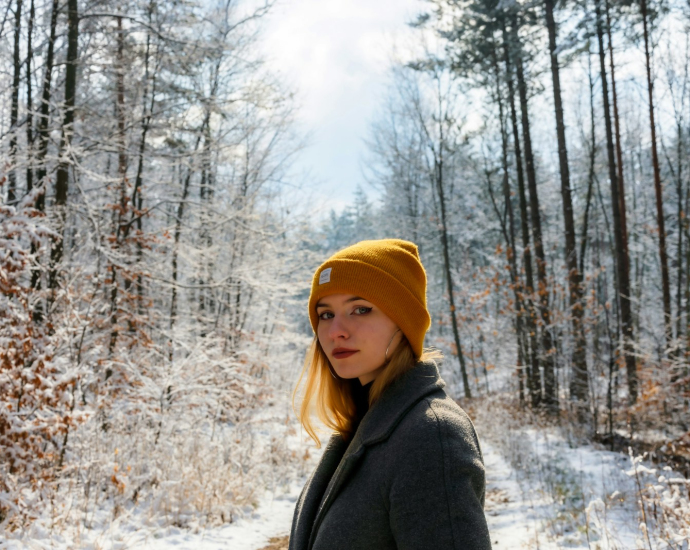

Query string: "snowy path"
[479, 428, 663, 549]
[6, 433, 667, 549]
[129, 442, 547, 550]
[483, 440, 559, 549]
[205, 440, 567, 550]
[126, 488, 298, 550]
[119, 441, 562, 550]
[99, 442, 549, 550]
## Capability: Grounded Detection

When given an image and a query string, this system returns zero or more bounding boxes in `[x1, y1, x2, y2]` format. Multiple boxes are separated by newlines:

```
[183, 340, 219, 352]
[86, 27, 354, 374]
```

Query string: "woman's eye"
[353, 306, 372, 315]
[318, 311, 334, 320]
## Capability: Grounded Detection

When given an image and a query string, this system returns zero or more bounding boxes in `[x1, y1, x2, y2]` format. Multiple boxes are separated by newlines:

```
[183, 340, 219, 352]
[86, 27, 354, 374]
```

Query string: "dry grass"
[258, 535, 289, 549]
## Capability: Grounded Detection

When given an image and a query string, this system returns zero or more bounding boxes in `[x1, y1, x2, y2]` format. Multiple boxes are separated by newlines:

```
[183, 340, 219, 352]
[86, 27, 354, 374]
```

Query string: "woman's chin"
[332, 368, 360, 380]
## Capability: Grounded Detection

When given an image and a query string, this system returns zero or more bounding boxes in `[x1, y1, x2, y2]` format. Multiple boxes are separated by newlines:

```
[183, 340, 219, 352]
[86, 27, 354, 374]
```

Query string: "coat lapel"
[291, 434, 348, 550]
[305, 361, 445, 549]
[307, 424, 367, 549]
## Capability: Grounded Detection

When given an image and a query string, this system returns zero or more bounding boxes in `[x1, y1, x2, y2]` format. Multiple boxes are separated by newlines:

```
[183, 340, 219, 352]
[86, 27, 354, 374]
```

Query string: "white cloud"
[258, 0, 426, 212]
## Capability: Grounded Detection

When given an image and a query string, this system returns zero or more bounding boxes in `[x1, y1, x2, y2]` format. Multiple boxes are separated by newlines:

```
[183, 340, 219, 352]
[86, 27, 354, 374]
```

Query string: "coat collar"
[353, 359, 445, 449]
[305, 360, 445, 550]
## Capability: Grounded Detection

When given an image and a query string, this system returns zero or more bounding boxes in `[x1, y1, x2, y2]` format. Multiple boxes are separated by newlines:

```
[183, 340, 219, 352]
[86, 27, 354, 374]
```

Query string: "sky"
[258, 0, 427, 215]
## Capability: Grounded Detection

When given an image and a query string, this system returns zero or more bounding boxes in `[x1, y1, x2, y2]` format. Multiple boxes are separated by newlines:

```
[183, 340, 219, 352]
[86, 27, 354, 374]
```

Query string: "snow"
[2, 481, 303, 550]
[5, 420, 688, 550]
[483, 440, 558, 549]
[125, 487, 299, 550]
[479, 421, 690, 549]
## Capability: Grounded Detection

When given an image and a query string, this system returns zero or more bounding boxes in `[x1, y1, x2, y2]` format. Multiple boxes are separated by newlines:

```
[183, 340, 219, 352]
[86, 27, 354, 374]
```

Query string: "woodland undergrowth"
[468, 394, 690, 549]
[5, 377, 313, 543]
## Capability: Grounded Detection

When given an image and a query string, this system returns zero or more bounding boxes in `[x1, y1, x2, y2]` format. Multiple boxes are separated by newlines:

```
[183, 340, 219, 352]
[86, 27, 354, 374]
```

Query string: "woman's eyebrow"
[316, 296, 367, 309]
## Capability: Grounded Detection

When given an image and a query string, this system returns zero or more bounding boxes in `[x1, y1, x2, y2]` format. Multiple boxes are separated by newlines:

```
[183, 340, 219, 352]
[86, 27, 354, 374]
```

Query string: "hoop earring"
[384, 329, 401, 362]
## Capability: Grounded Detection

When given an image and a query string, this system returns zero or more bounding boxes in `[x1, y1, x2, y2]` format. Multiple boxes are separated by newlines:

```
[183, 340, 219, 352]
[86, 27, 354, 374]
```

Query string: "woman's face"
[316, 293, 402, 384]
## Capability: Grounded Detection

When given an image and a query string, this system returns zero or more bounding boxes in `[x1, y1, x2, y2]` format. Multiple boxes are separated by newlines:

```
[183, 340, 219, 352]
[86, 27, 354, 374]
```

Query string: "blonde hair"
[293, 335, 443, 447]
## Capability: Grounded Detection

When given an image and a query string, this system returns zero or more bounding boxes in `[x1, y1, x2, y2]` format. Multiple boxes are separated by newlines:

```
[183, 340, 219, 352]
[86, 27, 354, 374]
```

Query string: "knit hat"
[308, 239, 431, 358]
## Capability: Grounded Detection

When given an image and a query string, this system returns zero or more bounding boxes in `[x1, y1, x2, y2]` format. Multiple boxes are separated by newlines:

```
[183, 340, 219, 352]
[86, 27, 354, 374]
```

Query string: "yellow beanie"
[308, 239, 431, 358]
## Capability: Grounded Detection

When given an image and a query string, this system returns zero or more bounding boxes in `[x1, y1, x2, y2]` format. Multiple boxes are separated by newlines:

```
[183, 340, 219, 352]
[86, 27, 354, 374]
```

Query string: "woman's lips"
[332, 349, 358, 359]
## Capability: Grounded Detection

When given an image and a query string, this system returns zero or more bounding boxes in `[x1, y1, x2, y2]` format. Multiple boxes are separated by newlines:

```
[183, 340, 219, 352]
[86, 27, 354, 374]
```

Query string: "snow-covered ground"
[482, 436, 638, 549]
[5, 422, 688, 549]
[481, 422, 689, 549]
[124, 485, 299, 550]
[483, 439, 555, 549]
[2, 481, 303, 550]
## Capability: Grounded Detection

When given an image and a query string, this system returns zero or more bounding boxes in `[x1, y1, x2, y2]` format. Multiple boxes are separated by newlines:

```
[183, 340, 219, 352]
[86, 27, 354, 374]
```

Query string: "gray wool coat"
[289, 361, 492, 550]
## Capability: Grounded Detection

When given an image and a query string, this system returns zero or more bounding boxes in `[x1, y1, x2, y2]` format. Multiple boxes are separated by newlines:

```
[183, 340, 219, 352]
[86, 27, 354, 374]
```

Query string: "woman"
[290, 239, 492, 550]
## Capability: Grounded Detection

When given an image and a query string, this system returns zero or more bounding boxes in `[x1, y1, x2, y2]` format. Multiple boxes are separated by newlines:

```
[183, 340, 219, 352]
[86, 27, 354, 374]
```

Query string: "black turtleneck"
[351, 379, 373, 429]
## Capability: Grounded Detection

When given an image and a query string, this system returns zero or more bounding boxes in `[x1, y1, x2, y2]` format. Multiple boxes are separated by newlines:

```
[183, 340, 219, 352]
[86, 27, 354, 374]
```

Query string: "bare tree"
[594, 0, 637, 402]
[640, 0, 673, 348]
[544, 0, 588, 407]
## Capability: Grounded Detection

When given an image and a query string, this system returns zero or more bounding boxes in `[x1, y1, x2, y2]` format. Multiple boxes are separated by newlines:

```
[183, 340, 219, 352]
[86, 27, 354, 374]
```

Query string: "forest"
[1, 0, 689, 547]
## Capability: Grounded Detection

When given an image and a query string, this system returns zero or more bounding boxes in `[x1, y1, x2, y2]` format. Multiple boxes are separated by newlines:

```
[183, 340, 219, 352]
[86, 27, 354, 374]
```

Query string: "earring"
[384, 329, 401, 362]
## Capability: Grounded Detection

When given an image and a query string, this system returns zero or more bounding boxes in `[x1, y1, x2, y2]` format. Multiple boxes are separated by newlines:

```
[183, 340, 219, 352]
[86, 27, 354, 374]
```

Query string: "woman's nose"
[328, 315, 349, 340]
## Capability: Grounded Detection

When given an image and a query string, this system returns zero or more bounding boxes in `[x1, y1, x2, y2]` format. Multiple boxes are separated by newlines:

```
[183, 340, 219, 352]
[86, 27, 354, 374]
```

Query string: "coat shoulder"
[379, 389, 492, 549]
[389, 389, 483, 458]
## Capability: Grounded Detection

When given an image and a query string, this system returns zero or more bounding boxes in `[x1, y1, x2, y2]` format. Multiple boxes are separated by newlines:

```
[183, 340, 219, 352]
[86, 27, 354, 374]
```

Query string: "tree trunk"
[579, 50, 596, 275]
[502, 20, 540, 405]
[605, 0, 629, 276]
[599, 0, 638, 402]
[169, 116, 209, 359]
[685, 181, 690, 365]
[432, 88, 471, 398]
[34, 0, 59, 214]
[487, 41, 527, 403]
[661, 79, 687, 369]
[490, 41, 526, 402]
[169, 165, 193, 360]
[197, 122, 213, 331]
[30, 0, 57, 297]
[512, 17, 551, 406]
[8, 0, 23, 206]
[438, 159, 472, 398]
[641, 0, 673, 349]
[116, 16, 128, 206]
[107, 15, 132, 356]
[544, 0, 588, 406]
[50, 0, 79, 291]
[673, 119, 684, 355]
[25, 0, 35, 195]
[131, 7, 157, 314]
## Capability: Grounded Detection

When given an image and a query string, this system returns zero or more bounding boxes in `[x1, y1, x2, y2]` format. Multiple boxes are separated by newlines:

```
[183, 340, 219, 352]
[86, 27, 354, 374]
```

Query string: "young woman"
[290, 239, 492, 550]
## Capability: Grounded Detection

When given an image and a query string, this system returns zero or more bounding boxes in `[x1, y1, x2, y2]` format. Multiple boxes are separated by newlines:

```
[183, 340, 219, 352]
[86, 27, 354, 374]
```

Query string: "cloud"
[258, 0, 426, 211]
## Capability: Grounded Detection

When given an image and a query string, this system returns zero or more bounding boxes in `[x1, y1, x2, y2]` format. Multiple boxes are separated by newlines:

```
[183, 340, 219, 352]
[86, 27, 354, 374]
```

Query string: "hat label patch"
[319, 268, 332, 285]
